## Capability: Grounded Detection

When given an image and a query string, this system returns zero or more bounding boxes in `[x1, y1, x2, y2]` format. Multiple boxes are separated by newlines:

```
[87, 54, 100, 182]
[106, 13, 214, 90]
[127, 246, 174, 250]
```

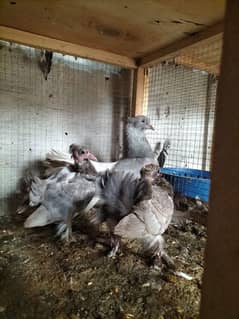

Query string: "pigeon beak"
[81, 152, 98, 162]
[87, 152, 98, 162]
[146, 124, 154, 130]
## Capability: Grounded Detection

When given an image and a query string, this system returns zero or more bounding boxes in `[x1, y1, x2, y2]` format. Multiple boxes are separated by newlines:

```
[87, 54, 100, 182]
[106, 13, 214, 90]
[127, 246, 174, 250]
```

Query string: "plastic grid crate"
[160, 167, 211, 202]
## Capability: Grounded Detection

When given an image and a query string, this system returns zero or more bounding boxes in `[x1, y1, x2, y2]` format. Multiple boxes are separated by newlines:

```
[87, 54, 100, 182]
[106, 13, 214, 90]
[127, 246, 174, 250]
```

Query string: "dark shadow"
[110, 69, 132, 161]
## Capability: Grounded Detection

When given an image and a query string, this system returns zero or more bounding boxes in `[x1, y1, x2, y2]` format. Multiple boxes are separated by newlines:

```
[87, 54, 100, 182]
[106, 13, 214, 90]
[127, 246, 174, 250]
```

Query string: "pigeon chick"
[24, 169, 98, 241]
[44, 144, 98, 177]
[86, 165, 155, 255]
[114, 166, 174, 268]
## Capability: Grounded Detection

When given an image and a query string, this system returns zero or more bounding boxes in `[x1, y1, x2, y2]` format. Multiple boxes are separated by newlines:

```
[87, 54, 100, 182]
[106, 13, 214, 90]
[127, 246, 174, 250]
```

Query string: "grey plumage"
[154, 142, 161, 158]
[24, 168, 98, 240]
[87, 164, 156, 256]
[113, 157, 158, 178]
[24, 166, 150, 241]
[94, 163, 175, 266]
[157, 138, 171, 168]
[17, 146, 97, 214]
[36, 116, 156, 177]
[115, 185, 173, 238]
[28, 167, 76, 207]
[112, 115, 158, 177]
[125, 116, 155, 158]
[22, 115, 175, 268]
[95, 169, 152, 224]
[114, 184, 174, 266]
[97, 117, 174, 265]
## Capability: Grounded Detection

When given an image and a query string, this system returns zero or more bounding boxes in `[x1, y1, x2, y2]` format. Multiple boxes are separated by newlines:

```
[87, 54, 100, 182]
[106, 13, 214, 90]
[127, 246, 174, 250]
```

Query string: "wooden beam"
[138, 22, 224, 67]
[200, 1, 239, 318]
[0, 26, 136, 69]
[175, 55, 220, 75]
[132, 67, 145, 115]
[0, 0, 225, 60]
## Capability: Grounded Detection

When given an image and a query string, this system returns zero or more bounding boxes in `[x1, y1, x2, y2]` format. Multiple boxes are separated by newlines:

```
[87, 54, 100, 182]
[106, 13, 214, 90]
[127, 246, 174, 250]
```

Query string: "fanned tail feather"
[46, 149, 74, 165]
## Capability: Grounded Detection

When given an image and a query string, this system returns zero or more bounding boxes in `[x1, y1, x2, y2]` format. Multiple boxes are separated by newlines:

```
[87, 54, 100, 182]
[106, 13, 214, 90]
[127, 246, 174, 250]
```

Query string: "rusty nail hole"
[154, 20, 160, 24]
[49, 94, 53, 98]
[124, 5, 128, 8]
[105, 76, 110, 81]
[29, 148, 32, 151]
[10, 1, 16, 4]
[65, 132, 68, 136]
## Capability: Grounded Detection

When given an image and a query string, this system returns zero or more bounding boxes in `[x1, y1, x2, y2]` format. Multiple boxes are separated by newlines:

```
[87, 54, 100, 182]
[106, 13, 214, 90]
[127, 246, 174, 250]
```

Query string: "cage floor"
[0, 212, 206, 319]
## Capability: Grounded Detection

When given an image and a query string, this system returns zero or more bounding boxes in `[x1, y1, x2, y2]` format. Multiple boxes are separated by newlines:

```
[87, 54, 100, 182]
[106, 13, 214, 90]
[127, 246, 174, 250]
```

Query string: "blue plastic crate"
[160, 167, 211, 202]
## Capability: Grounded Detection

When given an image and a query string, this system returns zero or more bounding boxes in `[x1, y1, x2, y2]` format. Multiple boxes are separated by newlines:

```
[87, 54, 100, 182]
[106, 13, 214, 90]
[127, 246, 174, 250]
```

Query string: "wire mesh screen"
[0, 41, 132, 205]
[143, 36, 221, 172]
[174, 34, 222, 76]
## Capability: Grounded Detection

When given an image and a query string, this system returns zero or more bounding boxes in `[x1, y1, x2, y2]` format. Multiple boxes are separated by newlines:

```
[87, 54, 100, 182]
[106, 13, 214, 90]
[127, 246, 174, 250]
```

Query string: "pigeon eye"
[141, 119, 145, 123]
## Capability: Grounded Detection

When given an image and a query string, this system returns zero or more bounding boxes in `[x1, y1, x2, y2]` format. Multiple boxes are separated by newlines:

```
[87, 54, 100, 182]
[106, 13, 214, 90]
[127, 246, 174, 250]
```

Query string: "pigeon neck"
[126, 125, 154, 158]
[163, 149, 168, 155]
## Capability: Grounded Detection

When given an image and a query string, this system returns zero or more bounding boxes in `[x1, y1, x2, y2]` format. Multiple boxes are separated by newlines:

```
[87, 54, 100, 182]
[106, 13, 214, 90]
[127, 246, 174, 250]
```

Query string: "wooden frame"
[138, 22, 223, 67]
[131, 67, 146, 116]
[0, 22, 223, 117]
[0, 21, 223, 70]
[2, 2, 239, 316]
[200, 1, 239, 317]
[0, 26, 136, 69]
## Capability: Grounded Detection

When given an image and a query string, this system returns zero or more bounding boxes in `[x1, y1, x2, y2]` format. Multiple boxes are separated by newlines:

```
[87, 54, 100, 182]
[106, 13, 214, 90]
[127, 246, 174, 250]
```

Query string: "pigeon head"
[127, 116, 154, 131]
[163, 139, 171, 151]
[140, 163, 159, 181]
[69, 144, 98, 163]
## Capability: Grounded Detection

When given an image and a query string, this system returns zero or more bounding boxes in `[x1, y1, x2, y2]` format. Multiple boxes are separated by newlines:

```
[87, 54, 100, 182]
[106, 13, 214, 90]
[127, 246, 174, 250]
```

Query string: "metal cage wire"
[143, 36, 221, 172]
[0, 40, 132, 203]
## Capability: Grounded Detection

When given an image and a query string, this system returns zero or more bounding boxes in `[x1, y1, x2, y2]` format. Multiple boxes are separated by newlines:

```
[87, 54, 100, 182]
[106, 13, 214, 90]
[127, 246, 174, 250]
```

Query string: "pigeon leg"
[107, 235, 120, 257]
[16, 195, 30, 214]
[16, 202, 29, 214]
[60, 226, 77, 242]
[144, 235, 165, 269]
[55, 223, 67, 237]
[161, 251, 175, 270]
[95, 231, 121, 256]
[106, 220, 121, 257]
[61, 211, 76, 242]
[151, 249, 175, 270]
[152, 251, 163, 269]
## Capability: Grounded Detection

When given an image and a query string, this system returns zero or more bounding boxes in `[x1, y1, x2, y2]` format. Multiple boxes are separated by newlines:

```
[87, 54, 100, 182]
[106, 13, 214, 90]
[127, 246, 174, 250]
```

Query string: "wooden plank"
[0, 0, 225, 59]
[175, 55, 220, 75]
[0, 26, 136, 69]
[200, 1, 239, 318]
[139, 22, 224, 67]
[131, 67, 145, 115]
